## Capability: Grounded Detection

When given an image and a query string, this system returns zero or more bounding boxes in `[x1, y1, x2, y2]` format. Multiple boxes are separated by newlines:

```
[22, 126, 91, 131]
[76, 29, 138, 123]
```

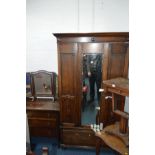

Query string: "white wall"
[94, 0, 128, 32]
[26, 0, 129, 72]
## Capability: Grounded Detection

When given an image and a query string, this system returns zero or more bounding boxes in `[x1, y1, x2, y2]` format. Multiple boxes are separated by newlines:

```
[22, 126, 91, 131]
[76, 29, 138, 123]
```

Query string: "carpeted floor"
[31, 137, 115, 155]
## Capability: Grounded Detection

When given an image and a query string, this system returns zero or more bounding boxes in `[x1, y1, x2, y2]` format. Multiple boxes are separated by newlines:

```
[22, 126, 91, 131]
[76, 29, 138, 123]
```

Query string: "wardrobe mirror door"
[81, 53, 102, 125]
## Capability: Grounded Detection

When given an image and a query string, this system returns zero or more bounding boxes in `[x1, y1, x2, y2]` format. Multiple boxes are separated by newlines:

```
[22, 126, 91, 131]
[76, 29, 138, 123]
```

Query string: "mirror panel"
[81, 53, 103, 125]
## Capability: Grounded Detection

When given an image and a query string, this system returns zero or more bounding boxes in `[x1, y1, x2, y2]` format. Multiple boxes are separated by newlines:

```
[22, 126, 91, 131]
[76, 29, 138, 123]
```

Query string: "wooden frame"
[31, 70, 55, 100]
[26, 72, 33, 98]
[103, 77, 129, 134]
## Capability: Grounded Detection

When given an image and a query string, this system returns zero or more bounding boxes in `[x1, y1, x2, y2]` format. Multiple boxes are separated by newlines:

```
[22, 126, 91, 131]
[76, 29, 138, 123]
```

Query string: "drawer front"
[28, 119, 57, 128]
[108, 87, 128, 96]
[62, 129, 96, 146]
[29, 127, 57, 137]
[27, 111, 57, 118]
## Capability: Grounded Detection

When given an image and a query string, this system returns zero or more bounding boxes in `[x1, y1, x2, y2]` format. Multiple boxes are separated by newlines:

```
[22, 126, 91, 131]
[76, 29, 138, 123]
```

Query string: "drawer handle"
[105, 96, 112, 99]
[99, 88, 104, 92]
[112, 84, 116, 87]
[96, 106, 100, 110]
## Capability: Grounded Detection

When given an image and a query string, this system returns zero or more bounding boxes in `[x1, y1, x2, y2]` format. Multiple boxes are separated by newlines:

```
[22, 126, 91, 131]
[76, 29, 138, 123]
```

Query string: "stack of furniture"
[26, 32, 129, 150]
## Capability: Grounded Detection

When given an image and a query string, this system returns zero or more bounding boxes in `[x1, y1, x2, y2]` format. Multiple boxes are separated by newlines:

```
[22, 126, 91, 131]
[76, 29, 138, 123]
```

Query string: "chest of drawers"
[26, 100, 60, 138]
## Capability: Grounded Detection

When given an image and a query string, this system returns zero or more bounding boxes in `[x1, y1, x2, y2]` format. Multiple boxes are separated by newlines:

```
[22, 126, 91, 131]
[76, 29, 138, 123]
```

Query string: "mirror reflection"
[82, 53, 102, 125]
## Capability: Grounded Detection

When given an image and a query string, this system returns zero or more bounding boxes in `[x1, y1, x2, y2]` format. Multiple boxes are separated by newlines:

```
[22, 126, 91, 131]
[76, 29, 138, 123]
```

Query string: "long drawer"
[28, 118, 57, 128]
[29, 127, 57, 137]
[27, 110, 57, 118]
[61, 127, 96, 147]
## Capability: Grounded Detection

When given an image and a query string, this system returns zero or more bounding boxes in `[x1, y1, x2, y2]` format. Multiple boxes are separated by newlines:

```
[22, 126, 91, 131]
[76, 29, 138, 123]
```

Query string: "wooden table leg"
[96, 137, 102, 155]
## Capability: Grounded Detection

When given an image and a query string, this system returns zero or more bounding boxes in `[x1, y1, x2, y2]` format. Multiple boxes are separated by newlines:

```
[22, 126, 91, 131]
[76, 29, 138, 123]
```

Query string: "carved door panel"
[61, 95, 75, 123]
[100, 42, 129, 125]
[106, 42, 129, 79]
[58, 42, 79, 125]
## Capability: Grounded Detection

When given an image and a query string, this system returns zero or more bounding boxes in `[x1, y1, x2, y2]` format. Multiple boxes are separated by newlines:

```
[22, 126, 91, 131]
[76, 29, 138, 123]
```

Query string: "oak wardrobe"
[54, 33, 129, 147]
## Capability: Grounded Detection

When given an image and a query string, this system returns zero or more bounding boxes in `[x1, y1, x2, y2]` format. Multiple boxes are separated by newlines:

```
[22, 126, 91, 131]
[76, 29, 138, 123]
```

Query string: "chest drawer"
[61, 128, 96, 147]
[28, 118, 57, 128]
[27, 110, 57, 118]
[29, 127, 57, 137]
[108, 88, 127, 96]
